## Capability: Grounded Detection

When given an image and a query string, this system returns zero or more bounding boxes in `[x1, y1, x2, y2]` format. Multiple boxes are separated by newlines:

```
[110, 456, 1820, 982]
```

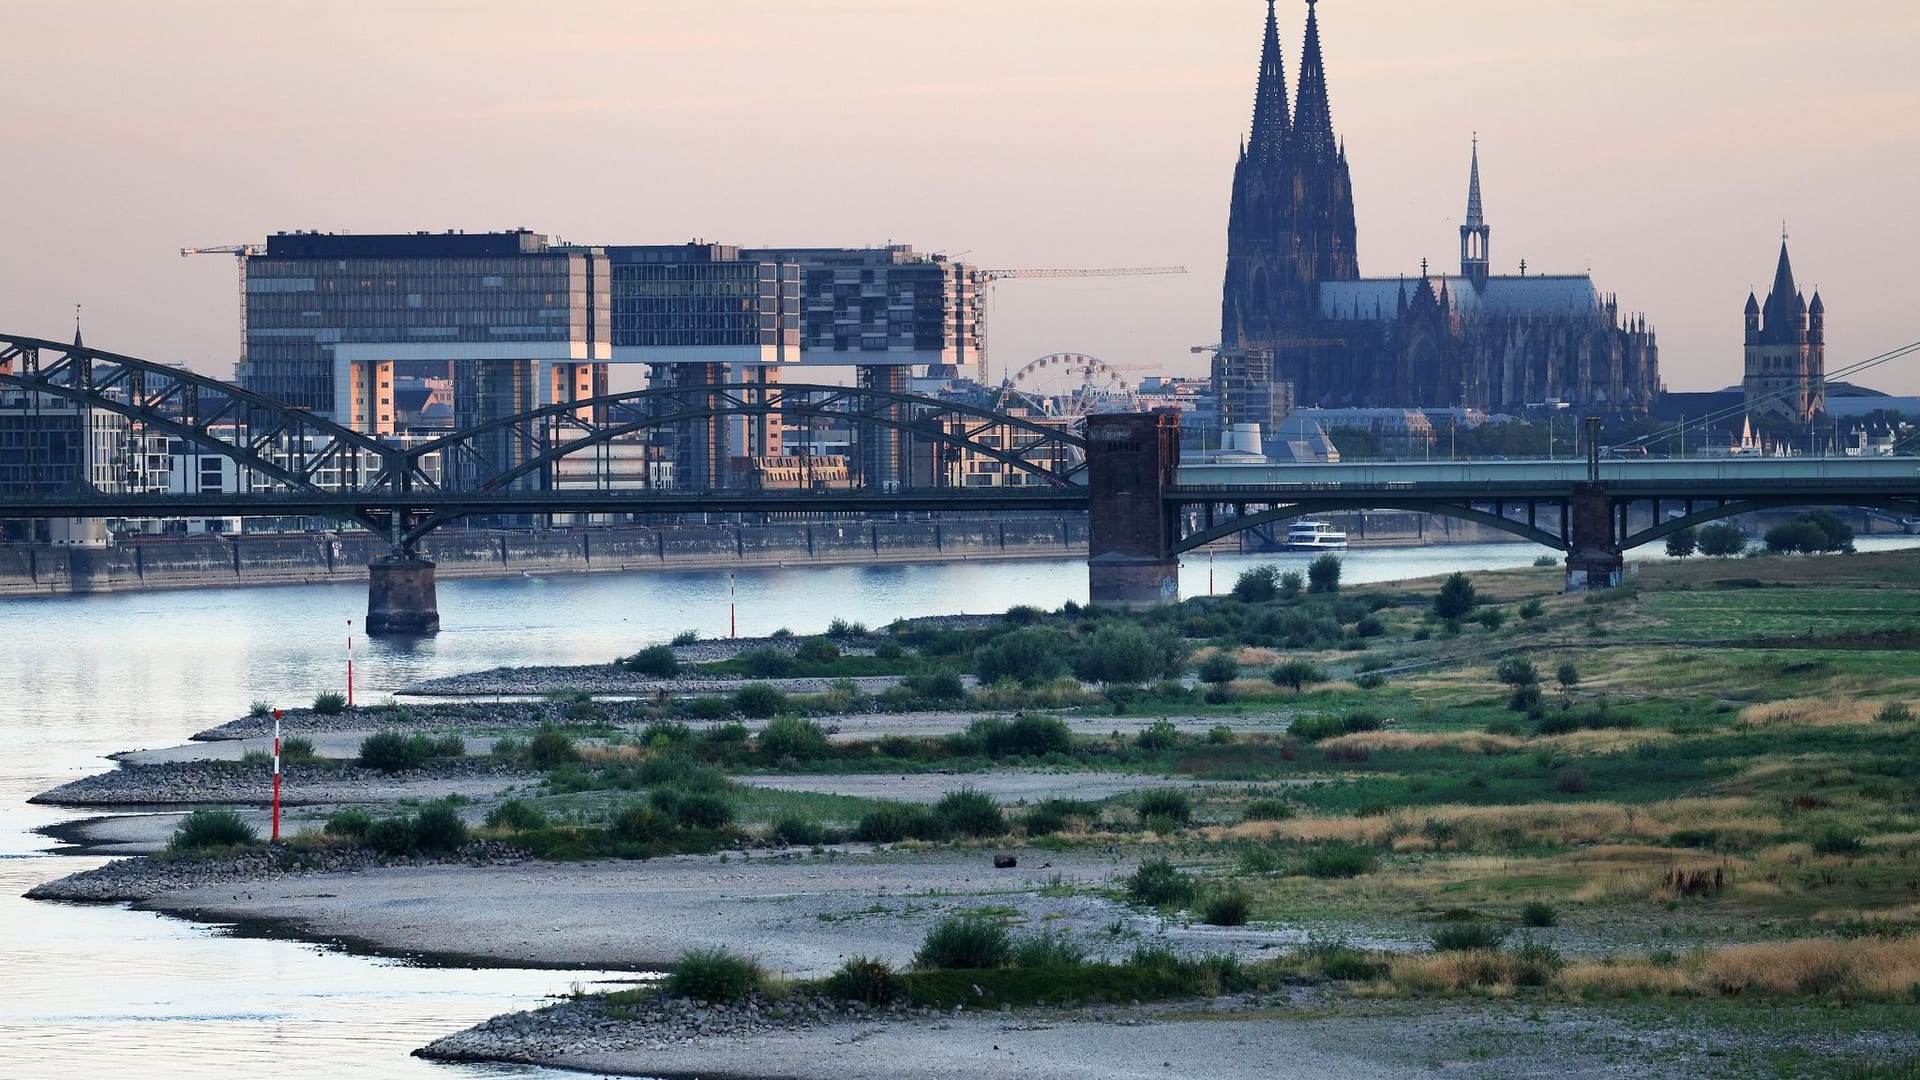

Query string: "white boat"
[1282, 520, 1349, 551]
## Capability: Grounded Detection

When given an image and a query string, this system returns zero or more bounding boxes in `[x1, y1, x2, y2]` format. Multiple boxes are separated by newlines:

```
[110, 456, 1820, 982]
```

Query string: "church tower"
[1220, 0, 1358, 355]
[1742, 235, 1825, 432]
[1459, 137, 1490, 290]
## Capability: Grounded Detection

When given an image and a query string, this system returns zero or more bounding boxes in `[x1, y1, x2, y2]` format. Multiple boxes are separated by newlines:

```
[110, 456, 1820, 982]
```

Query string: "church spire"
[1292, 0, 1338, 164]
[72, 304, 84, 350]
[1459, 134, 1491, 288]
[1247, 0, 1291, 161]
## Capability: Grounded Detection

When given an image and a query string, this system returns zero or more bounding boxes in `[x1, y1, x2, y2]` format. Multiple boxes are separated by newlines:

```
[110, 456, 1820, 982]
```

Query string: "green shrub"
[961, 714, 1072, 759]
[1517, 598, 1545, 620]
[768, 814, 832, 846]
[1233, 565, 1281, 603]
[1020, 799, 1091, 837]
[168, 808, 257, 852]
[1207, 724, 1235, 745]
[914, 916, 1011, 970]
[1304, 843, 1376, 879]
[249, 700, 273, 718]
[1135, 788, 1193, 826]
[655, 790, 735, 830]
[770, 627, 794, 640]
[1876, 702, 1915, 725]
[1010, 930, 1087, 969]
[874, 640, 907, 661]
[324, 808, 374, 839]
[1201, 890, 1252, 927]
[935, 788, 1005, 838]
[358, 730, 430, 773]
[665, 947, 763, 1003]
[363, 816, 419, 856]
[1509, 684, 1546, 716]
[526, 726, 578, 769]
[701, 721, 750, 744]
[1475, 609, 1507, 631]
[1241, 798, 1295, 822]
[1269, 659, 1325, 692]
[685, 696, 734, 720]
[734, 683, 790, 719]
[670, 629, 700, 646]
[1353, 672, 1386, 690]
[1430, 922, 1508, 951]
[736, 646, 797, 678]
[625, 644, 681, 677]
[489, 734, 524, 761]
[796, 636, 840, 664]
[311, 691, 348, 715]
[1495, 656, 1539, 687]
[823, 956, 905, 1004]
[1520, 901, 1559, 928]
[827, 617, 870, 637]
[903, 668, 967, 700]
[1307, 553, 1342, 594]
[1134, 719, 1179, 751]
[1198, 651, 1240, 685]
[612, 803, 673, 843]
[414, 799, 469, 853]
[1126, 856, 1197, 907]
[975, 628, 1072, 686]
[484, 799, 547, 831]
[1433, 572, 1478, 620]
[758, 715, 829, 760]
[1698, 522, 1747, 557]
[1354, 614, 1387, 638]
[1812, 829, 1864, 856]
[855, 801, 942, 843]
[279, 736, 317, 763]
[1072, 623, 1189, 685]
[639, 719, 693, 746]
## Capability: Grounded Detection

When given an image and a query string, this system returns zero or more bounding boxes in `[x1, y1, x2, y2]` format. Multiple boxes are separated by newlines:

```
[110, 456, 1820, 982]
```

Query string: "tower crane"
[181, 244, 265, 374]
[972, 265, 1187, 385]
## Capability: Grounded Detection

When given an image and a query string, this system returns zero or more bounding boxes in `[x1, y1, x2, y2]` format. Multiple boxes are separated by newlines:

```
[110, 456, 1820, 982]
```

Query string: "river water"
[3, 538, 1913, 1077]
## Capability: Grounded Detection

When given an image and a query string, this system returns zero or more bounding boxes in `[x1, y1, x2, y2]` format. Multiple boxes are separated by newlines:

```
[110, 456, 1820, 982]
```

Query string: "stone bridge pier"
[1086, 412, 1182, 606]
[1565, 482, 1623, 590]
[367, 553, 440, 634]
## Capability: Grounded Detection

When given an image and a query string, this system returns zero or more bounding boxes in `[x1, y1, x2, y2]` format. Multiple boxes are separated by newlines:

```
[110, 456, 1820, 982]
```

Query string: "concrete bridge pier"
[367, 553, 440, 634]
[1565, 482, 1623, 589]
[1086, 412, 1182, 606]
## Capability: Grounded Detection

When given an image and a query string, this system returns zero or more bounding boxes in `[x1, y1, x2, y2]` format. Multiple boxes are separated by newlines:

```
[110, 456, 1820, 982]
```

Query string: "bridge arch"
[1623, 496, 1920, 551]
[1172, 499, 1568, 556]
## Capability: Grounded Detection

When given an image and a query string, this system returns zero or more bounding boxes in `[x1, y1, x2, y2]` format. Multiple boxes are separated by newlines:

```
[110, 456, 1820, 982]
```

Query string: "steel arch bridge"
[0, 333, 1090, 549]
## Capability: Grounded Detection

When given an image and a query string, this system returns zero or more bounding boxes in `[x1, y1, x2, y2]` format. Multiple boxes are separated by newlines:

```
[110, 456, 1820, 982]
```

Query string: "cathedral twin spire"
[1244, 0, 1340, 165]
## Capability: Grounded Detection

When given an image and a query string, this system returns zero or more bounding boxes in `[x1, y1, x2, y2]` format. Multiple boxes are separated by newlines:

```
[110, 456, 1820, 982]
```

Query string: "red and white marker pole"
[270, 708, 283, 842]
[1208, 551, 1215, 596]
[729, 573, 737, 639]
[346, 618, 355, 708]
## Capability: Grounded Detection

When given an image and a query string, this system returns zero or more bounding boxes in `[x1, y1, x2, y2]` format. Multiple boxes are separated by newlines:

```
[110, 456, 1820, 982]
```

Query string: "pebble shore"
[26, 840, 530, 903]
[30, 756, 536, 807]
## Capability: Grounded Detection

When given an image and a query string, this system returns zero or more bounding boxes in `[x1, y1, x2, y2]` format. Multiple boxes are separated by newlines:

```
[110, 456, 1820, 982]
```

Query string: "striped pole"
[346, 618, 354, 707]
[271, 709, 283, 842]
[729, 574, 736, 639]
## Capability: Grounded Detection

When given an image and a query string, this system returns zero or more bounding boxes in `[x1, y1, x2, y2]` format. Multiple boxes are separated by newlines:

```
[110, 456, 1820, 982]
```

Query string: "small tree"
[1697, 522, 1747, 557]
[1765, 520, 1828, 554]
[975, 628, 1071, 686]
[1232, 564, 1281, 603]
[1071, 624, 1188, 685]
[1495, 656, 1539, 688]
[1433, 572, 1477, 621]
[1198, 650, 1240, 686]
[1555, 660, 1581, 692]
[1307, 554, 1342, 594]
[1270, 659, 1325, 693]
[1664, 527, 1698, 559]
[1277, 571, 1304, 599]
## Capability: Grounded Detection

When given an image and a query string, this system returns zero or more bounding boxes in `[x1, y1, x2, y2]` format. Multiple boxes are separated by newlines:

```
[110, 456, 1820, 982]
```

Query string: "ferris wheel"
[1001, 353, 1135, 417]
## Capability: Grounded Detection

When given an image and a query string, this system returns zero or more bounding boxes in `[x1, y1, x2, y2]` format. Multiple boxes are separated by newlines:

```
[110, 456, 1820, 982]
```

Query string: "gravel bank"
[25, 841, 530, 903]
[30, 757, 539, 807]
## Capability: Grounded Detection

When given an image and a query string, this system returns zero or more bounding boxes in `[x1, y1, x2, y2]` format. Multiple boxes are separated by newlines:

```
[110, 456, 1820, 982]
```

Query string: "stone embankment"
[30, 757, 535, 806]
[26, 841, 530, 903]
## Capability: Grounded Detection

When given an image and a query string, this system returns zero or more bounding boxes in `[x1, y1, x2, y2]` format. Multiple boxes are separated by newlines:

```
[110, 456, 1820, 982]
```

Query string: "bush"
[915, 916, 1011, 970]
[526, 726, 578, 769]
[1197, 651, 1240, 685]
[1126, 856, 1197, 907]
[1876, 702, 1915, 725]
[1509, 684, 1546, 716]
[935, 787, 1005, 838]
[249, 700, 273, 718]
[169, 808, 257, 852]
[1555, 661, 1581, 690]
[796, 636, 840, 664]
[625, 644, 680, 678]
[358, 730, 430, 773]
[1430, 922, 1509, 952]
[1517, 598, 1545, 621]
[363, 816, 419, 856]
[1307, 554, 1342, 594]
[484, 799, 547, 831]
[733, 683, 789, 719]
[1201, 890, 1252, 927]
[1072, 624, 1189, 685]
[655, 789, 735, 830]
[1207, 724, 1235, 745]
[1765, 519, 1829, 554]
[324, 808, 375, 839]
[1665, 528, 1698, 559]
[758, 715, 829, 760]
[1277, 570, 1304, 599]
[902, 668, 967, 700]
[1551, 764, 1588, 794]
[665, 947, 763, 1003]
[1698, 522, 1747, 557]
[1304, 843, 1376, 879]
[670, 629, 700, 647]
[824, 956, 905, 1004]
[1134, 719, 1179, 751]
[1021, 799, 1090, 837]
[1010, 929, 1088, 969]
[1354, 614, 1387, 638]
[1241, 798, 1295, 822]
[1232, 565, 1281, 603]
[964, 714, 1072, 759]
[975, 628, 1072, 686]
[1433, 572, 1477, 620]
[1812, 829, 1864, 856]
[279, 736, 316, 763]
[612, 803, 673, 843]
[827, 617, 870, 637]
[768, 814, 832, 846]
[736, 646, 797, 678]
[1269, 659, 1325, 692]
[414, 799, 469, 852]
[312, 691, 348, 715]
[1495, 656, 1539, 687]
[855, 801, 942, 843]
[874, 640, 907, 661]
[1353, 672, 1386, 690]
[1520, 901, 1559, 928]
[1287, 711, 1379, 743]
[1135, 789, 1193, 826]
[1475, 609, 1507, 631]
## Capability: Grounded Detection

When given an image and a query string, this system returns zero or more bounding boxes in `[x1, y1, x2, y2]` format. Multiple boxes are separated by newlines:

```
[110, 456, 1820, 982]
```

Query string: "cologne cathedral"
[1220, 1, 1661, 413]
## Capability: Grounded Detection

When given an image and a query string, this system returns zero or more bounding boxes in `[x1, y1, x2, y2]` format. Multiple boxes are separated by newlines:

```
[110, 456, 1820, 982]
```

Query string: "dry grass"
[1320, 731, 1523, 755]
[576, 743, 643, 765]
[1221, 797, 1776, 854]
[1740, 696, 1886, 728]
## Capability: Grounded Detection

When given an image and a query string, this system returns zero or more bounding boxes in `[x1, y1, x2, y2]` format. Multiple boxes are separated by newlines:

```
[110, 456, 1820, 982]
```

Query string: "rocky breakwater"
[30, 756, 535, 807]
[418, 990, 928, 1066]
[26, 840, 531, 903]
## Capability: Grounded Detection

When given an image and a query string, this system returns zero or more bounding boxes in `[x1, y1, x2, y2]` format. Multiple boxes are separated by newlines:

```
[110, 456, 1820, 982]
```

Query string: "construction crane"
[181, 244, 265, 374]
[972, 265, 1187, 385]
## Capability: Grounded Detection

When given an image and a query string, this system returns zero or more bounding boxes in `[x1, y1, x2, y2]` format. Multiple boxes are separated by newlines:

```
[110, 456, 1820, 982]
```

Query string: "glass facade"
[743, 246, 979, 364]
[607, 245, 800, 351]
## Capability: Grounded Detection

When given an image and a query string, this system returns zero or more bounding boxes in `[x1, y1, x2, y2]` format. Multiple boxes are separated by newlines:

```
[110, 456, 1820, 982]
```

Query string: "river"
[2, 538, 1913, 1077]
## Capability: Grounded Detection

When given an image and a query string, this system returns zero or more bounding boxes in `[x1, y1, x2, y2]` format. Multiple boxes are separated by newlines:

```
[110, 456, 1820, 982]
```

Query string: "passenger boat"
[1282, 520, 1349, 551]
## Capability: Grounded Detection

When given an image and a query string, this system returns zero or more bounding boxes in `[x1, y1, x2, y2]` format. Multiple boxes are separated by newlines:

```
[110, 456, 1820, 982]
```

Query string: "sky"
[4, 0, 1918, 395]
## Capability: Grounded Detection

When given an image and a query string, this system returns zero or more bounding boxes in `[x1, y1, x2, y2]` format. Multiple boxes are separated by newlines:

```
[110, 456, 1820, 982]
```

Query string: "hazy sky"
[5, 0, 1918, 394]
